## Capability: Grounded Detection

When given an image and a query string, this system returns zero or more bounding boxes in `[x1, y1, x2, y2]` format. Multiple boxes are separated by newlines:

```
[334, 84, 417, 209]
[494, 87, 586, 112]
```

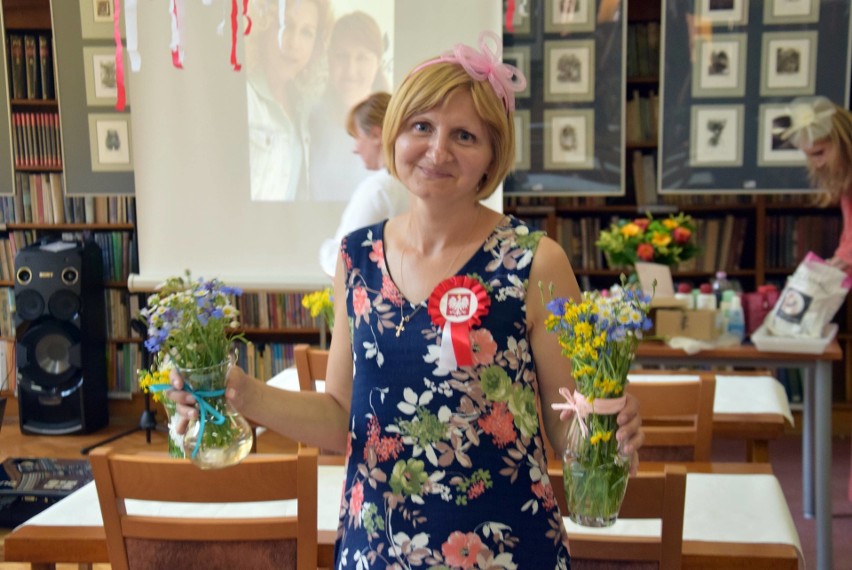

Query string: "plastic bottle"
[675, 282, 694, 309]
[695, 283, 717, 310]
[711, 271, 733, 305]
[725, 293, 746, 343]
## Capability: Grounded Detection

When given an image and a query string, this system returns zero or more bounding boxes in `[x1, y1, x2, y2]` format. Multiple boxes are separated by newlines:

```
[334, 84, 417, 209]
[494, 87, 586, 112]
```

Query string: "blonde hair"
[346, 92, 391, 137]
[809, 106, 852, 206]
[382, 61, 515, 200]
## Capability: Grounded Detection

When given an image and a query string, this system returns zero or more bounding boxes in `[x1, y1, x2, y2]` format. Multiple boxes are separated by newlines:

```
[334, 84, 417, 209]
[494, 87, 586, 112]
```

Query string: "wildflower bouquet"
[302, 287, 334, 331]
[596, 212, 699, 267]
[545, 281, 653, 526]
[137, 272, 252, 468]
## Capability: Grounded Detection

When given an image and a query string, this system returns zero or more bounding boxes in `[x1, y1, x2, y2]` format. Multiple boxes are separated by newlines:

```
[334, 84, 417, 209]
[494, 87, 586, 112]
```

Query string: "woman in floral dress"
[171, 33, 644, 569]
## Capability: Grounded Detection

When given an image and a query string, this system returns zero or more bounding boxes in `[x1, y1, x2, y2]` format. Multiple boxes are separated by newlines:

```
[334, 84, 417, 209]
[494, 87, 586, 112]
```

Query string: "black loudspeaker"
[14, 240, 108, 435]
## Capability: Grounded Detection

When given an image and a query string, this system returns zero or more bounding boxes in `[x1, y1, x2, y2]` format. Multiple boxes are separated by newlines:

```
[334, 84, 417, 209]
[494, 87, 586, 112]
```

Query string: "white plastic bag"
[765, 252, 852, 338]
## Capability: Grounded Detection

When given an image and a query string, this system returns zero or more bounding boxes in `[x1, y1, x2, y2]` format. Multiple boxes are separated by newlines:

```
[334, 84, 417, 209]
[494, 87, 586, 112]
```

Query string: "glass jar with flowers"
[545, 280, 653, 526]
[596, 212, 699, 269]
[137, 273, 252, 469]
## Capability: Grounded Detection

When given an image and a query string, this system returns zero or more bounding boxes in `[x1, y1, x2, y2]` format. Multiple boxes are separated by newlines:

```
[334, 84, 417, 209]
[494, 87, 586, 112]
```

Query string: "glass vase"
[178, 361, 253, 470]
[562, 406, 631, 527]
[161, 398, 185, 458]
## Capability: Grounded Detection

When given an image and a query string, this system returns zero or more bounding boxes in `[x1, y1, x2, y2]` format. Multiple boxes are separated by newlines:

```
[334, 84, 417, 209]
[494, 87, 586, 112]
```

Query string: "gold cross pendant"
[395, 319, 405, 337]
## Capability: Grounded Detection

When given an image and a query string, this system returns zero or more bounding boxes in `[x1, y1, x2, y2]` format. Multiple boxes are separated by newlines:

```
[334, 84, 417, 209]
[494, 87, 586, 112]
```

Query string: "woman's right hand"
[167, 365, 258, 435]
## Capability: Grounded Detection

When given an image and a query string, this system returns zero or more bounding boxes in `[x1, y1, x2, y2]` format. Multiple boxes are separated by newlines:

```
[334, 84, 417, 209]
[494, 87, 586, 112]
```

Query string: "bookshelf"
[503, 0, 851, 412]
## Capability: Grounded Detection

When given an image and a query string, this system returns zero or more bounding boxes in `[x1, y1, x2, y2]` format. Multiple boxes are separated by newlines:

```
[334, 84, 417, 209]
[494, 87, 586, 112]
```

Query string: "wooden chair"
[627, 373, 716, 462]
[89, 446, 318, 570]
[294, 343, 329, 392]
[559, 464, 688, 570]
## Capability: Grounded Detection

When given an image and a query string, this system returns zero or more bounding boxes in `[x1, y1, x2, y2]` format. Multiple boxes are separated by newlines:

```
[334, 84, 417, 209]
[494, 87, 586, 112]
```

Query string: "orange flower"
[619, 222, 641, 237]
[651, 231, 671, 247]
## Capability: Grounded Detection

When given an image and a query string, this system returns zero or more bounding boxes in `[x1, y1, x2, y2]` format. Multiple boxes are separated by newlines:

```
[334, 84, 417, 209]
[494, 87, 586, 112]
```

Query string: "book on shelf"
[8, 33, 25, 100]
[37, 33, 54, 100]
[23, 33, 40, 100]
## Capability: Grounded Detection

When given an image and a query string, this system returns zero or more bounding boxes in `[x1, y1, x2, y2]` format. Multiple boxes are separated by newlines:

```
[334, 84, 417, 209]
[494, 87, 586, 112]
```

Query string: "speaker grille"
[16, 290, 45, 321]
[48, 290, 81, 321]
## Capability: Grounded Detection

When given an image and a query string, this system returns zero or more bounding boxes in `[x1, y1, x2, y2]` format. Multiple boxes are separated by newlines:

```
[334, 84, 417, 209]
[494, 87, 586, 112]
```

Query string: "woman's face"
[353, 125, 383, 170]
[270, 1, 320, 81]
[804, 138, 835, 170]
[393, 90, 494, 201]
[329, 42, 380, 108]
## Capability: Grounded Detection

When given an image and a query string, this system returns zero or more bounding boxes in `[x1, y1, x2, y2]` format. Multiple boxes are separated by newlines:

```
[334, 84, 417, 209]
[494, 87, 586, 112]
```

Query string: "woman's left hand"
[616, 392, 644, 475]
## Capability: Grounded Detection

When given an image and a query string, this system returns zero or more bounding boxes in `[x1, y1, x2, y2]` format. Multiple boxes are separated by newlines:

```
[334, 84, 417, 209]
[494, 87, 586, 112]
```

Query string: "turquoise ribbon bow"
[149, 384, 227, 459]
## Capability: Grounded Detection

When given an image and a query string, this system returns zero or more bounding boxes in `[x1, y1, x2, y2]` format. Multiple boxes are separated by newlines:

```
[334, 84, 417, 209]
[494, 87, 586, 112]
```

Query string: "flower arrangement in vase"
[596, 212, 699, 268]
[137, 272, 252, 469]
[544, 279, 653, 526]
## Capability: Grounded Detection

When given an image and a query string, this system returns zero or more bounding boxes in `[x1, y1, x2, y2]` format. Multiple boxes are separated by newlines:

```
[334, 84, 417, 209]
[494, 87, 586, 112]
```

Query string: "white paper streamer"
[169, 0, 184, 66]
[124, 0, 141, 71]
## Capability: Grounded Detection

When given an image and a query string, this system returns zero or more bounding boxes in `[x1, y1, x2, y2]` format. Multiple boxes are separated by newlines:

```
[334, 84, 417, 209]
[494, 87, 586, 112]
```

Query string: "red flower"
[531, 480, 558, 511]
[381, 274, 403, 307]
[441, 531, 484, 569]
[673, 226, 692, 244]
[478, 402, 516, 448]
[352, 286, 371, 318]
[633, 218, 650, 231]
[636, 242, 655, 261]
[471, 329, 498, 366]
[368, 240, 386, 270]
[350, 481, 364, 519]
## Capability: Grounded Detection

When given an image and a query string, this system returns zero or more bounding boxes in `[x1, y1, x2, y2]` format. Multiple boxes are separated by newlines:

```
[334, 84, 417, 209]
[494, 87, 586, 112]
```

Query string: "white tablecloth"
[564, 473, 803, 568]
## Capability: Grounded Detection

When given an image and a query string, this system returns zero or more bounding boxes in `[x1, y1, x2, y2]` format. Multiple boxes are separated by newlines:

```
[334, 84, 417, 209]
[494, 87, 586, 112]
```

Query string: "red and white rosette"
[428, 276, 490, 370]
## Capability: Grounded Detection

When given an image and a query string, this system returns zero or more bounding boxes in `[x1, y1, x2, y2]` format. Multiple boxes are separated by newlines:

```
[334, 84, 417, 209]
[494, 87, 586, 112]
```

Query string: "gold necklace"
[394, 206, 481, 337]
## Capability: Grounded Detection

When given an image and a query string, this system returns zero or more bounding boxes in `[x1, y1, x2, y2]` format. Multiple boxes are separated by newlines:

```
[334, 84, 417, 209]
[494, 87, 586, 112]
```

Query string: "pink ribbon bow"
[551, 387, 627, 438]
[413, 31, 527, 113]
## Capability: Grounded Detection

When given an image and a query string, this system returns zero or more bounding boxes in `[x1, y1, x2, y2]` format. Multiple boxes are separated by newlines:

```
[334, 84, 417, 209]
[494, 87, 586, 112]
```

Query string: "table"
[628, 372, 794, 461]
[4, 463, 801, 570]
[634, 340, 842, 570]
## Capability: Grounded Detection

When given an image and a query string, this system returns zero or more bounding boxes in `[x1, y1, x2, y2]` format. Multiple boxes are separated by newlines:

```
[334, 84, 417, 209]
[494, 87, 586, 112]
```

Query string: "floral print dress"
[337, 215, 570, 570]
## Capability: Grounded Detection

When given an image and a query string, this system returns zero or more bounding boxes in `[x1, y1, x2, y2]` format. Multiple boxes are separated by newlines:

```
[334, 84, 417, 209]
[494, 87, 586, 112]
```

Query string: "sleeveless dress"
[337, 215, 570, 569]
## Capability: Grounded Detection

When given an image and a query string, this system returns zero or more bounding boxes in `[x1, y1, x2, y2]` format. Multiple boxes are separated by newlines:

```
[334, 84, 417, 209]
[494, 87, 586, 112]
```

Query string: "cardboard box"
[654, 309, 719, 341]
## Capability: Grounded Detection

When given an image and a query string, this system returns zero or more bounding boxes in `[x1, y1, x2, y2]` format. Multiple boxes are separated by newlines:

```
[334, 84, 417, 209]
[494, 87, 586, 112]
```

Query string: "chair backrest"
[294, 343, 329, 392]
[559, 464, 687, 570]
[627, 373, 716, 462]
[90, 446, 318, 570]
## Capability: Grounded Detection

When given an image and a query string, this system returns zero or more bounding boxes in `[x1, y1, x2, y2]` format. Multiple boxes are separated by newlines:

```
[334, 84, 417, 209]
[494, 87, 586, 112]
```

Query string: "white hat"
[781, 96, 837, 149]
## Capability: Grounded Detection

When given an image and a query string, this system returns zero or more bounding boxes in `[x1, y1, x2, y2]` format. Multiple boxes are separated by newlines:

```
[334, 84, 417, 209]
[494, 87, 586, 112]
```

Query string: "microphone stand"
[81, 320, 167, 454]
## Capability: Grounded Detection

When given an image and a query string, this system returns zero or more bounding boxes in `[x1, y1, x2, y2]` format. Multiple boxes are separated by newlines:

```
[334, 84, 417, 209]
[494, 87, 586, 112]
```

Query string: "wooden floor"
[0, 412, 299, 570]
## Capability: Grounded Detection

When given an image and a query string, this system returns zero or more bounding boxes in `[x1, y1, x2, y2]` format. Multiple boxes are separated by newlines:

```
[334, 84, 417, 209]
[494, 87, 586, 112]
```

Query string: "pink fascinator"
[412, 31, 528, 113]
[781, 96, 837, 149]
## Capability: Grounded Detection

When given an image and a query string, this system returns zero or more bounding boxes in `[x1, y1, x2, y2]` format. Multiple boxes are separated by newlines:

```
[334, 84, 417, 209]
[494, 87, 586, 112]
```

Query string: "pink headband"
[411, 31, 527, 114]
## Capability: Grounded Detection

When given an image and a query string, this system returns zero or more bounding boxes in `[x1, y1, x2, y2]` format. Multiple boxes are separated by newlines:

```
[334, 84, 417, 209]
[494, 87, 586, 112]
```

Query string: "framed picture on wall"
[757, 103, 807, 166]
[79, 0, 124, 39]
[544, 39, 595, 103]
[543, 108, 595, 170]
[88, 113, 133, 172]
[760, 31, 818, 96]
[689, 105, 744, 167]
[503, 46, 532, 99]
[504, 0, 533, 36]
[544, 0, 596, 33]
[692, 33, 747, 98]
[83, 47, 129, 107]
[696, 0, 749, 26]
[514, 109, 531, 171]
[764, 0, 820, 24]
